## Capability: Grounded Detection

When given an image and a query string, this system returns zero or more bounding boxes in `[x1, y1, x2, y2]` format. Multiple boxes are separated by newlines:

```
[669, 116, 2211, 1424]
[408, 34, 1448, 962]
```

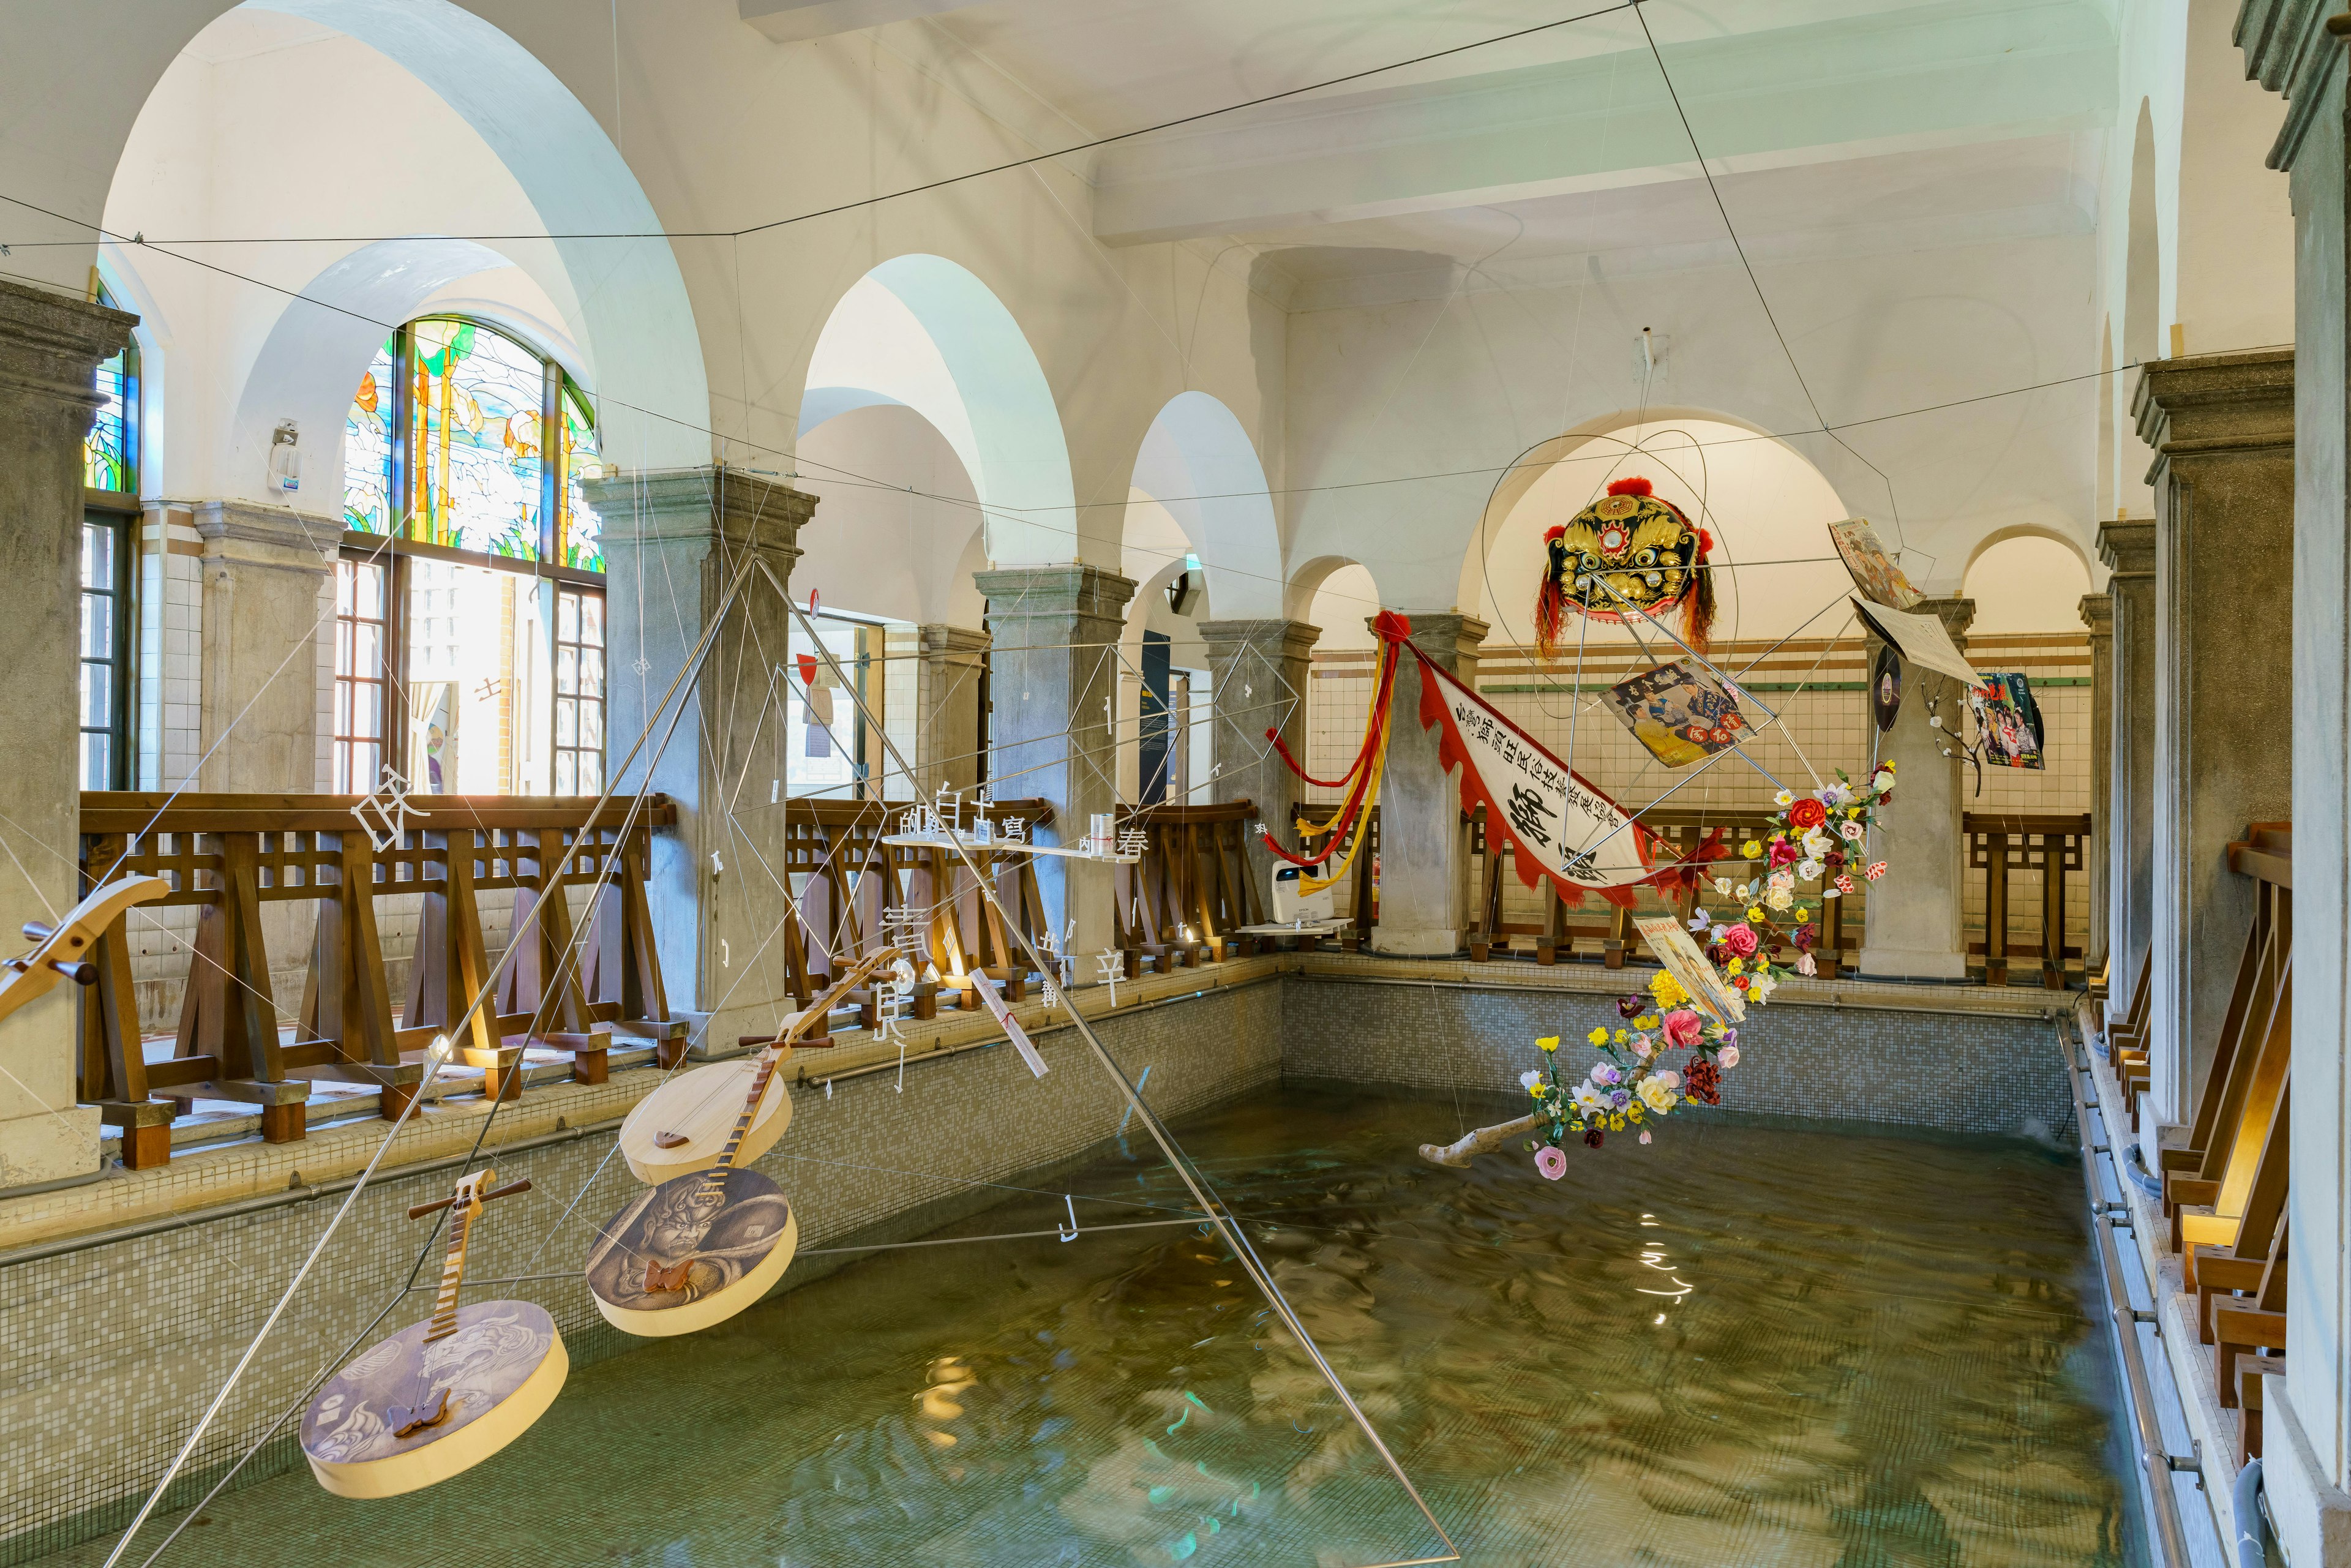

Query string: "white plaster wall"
[1284, 233, 2101, 613]
[792, 402, 988, 627]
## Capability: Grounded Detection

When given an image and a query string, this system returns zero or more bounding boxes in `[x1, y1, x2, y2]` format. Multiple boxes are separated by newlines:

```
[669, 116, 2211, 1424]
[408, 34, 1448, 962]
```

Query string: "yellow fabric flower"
[1725, 957, 1743, 975]
[1747, 906, 1766, 923]
[1586, 1026, 1609, 1046]
[1634, 1013, 1659, 1030]
[1613, 1029, 1627, 1044]
[1638, 1077, 1678, 1113]
[1741, 839, 1763, 859]
[1649, 970, 1689, 1009]
[1609, 1115, 1625, 1131]
[1539, 1035, 1559, 1052]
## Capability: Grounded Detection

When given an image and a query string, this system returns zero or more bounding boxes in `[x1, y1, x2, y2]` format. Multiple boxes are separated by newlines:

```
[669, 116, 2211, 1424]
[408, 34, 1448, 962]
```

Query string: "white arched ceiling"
[242, 0, 708, 469]
[1128, 391, 1283, 619]
[1464, 419, 1859, 651]
[800, 254, 1074, 567]
[792, 402, 988, 627]
[1961, 533, 2096, 634]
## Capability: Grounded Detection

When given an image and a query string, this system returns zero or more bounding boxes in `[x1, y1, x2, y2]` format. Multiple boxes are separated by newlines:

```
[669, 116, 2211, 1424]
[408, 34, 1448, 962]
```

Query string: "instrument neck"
[424, 1207, 473, 1343]
[703, 1054, 778, 1193]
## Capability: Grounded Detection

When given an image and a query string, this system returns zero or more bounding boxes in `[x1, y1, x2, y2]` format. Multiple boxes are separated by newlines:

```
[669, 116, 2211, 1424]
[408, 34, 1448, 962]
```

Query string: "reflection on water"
[64, 1087, 2132, 1568]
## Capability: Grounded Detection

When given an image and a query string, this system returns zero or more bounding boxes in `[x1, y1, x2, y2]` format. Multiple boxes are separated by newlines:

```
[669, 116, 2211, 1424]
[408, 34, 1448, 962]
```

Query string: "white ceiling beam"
[1092, 0, 2116, 244]
[740, 0, 992, 45]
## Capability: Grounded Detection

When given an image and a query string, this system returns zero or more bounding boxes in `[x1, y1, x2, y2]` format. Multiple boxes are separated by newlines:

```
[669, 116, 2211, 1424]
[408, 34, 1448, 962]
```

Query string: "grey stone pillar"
[1370, 613, 1486, 956]
[2098, 519, 2156, 1018]
[0, 279, 132, 1188]
[2134, 349, 2293, 1138]
[192, 503, 336, 793]
[590, 465, 816, 1043]
[914, 623, 988, 798]
[2079, 591, 2113, 977]
[1198, 618, 1319, 895]
[973, 565, 1135, 957]
[1859, 596, 1973, 980]
[2238, 10, 2348, 1542]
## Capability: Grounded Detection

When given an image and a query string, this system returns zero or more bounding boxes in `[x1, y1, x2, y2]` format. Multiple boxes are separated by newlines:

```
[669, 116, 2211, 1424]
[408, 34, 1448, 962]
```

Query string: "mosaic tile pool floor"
[55, 1086, 2135, 1567]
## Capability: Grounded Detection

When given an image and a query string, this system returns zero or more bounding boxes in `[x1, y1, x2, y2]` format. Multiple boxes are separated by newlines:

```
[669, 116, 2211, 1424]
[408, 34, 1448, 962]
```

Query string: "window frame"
[331, 550, 402, 795]
[78, 506, 135, 792]
[551, 583, 606, 798]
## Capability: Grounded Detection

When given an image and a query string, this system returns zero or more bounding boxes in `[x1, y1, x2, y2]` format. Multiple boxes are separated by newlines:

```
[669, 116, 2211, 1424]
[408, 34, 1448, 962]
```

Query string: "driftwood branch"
[1419, 1113, 1540, 1169]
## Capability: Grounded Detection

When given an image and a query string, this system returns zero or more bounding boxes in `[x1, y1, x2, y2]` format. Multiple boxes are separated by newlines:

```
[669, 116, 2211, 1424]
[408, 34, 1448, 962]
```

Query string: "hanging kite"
[1262, 611, 1723, 906]
[1534, 476, 1715, 654]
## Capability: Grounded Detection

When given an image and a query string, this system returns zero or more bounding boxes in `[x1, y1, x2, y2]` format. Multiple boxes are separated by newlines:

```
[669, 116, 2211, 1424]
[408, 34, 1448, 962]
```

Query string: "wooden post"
[1984, 828, 2009, 986]
[2042, 828, 2068, 990]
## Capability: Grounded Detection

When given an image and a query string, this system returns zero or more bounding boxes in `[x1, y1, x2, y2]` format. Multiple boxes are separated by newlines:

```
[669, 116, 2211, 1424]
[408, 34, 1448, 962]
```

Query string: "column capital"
[2098, 518, 2156, 578]
[974, 564, 1136, 627]
[2131, 348, 2294, 471]
[918, 623, 989, 659]
[582, 463, 818, 562]
[1198, 617, 1321, 664]
[0, 278, 133, 414]
[190, 501, 339, 576]
[2077, 591, 2113, 636]
[1369, 612, 1488, 672]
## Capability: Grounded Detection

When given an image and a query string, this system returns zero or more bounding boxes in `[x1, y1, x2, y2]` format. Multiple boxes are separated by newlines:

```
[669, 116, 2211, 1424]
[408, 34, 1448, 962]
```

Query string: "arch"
[1957, 522, 2097, 587]
[1960, 532, 2096, 636]
[1293, 555, 1384, 651]
[232, 239, 574, 517]
[2096, 319, 2115, 525]
[2124, 98, 2161, 367]
[801, 255, 1074, 566]
[1127, 392, 1282, 619]
[151, 0, 706, 473]
[1459, 413, 1859, 650]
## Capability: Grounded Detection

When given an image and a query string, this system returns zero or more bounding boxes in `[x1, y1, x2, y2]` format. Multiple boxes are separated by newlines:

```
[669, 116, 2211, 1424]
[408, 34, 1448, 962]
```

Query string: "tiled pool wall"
[1280, 977, 2077, 1141]
[0, 981, 1282, 1566]
[2, 972, 2075, 1564]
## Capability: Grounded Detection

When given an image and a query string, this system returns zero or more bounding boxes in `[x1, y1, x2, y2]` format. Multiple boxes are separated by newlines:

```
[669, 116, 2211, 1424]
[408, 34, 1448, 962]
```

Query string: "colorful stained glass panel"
[344, 337, 396, 533]
[560, 384, 604, 572]
[408, 319, 544, 560]
[83, 348, 133, 494]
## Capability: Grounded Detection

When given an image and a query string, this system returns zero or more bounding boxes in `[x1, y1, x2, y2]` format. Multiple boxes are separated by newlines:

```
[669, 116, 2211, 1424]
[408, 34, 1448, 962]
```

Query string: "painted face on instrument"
[1535, 477, 1714, 653]
[645, 1177, 727, 1259]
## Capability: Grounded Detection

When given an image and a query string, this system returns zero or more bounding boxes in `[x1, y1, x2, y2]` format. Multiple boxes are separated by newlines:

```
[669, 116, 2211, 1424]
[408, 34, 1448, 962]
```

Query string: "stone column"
[2098, 519, 2156, 1019]
[1198, 618, 1319, 894]
[590, 465, 817, 1045]
[1370, 613, 1486, 956]
[192, 503, 336, 793]
[2239, 12, 2349, 1547]
[913, 623, 988, 798]
[2134, 349, 2293, 1140]
[973, 565, 1134, 957]
[2078, 591, 2113, 977]
[1859, 596, 1973, 980]
[0, 279, 132, 1189]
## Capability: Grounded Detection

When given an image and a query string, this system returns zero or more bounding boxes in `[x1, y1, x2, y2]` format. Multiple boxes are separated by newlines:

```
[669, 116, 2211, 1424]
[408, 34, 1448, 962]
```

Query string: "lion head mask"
[1535, 476, 1715, 653]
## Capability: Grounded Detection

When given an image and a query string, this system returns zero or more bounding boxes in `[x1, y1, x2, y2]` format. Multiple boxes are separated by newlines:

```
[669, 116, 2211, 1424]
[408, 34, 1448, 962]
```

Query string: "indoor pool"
[58, 1086, 2135, 1568]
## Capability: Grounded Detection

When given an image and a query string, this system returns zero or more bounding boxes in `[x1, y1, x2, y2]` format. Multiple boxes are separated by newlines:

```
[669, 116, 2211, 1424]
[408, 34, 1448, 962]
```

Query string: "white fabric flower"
[1713, 877, 1734, 896]
[1818, 784, 1847, 808]
[1638, 1077, 1678, 1112]
[1802, 828, 1832, 857]
[1765, 887, 1794, 912]
[1871, 770, 1894, 792]
[1773, 789, 1794, 807]
[1687, 908, 1712, 932]
[1573, 1083, 1604, 1111]
[1839, 820, 1864, 842]
[1752, 972, 1779, 999]
[1519, 1068, 1544, 1090]
[1797, 858, 1823, 881]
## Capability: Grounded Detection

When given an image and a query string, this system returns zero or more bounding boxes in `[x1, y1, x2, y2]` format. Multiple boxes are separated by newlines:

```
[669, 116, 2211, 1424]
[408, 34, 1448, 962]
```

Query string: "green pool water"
[69, 1086, 2134, 1567]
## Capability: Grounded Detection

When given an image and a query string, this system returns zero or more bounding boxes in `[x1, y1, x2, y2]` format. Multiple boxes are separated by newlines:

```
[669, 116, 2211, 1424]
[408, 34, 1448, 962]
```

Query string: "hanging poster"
[1828, 519, 1924, 610]
[1601, 658, 1749, 768]
[1849, 598, 1981, 686]
[1872, 645, 1902, 732]
[1970, 673, 2045, 770]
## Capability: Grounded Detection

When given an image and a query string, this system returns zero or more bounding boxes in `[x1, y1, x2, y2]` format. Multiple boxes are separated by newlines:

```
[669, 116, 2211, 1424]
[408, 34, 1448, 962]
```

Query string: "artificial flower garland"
[1520, 762, 1897, 1164]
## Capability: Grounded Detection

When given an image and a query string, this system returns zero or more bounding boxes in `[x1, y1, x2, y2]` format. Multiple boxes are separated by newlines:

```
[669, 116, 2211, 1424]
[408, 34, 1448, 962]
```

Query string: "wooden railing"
[1963, 811, 2092, 988]
[78, 792, 683, 1167]
[1464, 805, 1859, 976]
[1114, 801, 1265, 967]
[2140, 822, 2292, 1460]
[1288, 803, 1378, 942]
[777, 797, 1052, 1012]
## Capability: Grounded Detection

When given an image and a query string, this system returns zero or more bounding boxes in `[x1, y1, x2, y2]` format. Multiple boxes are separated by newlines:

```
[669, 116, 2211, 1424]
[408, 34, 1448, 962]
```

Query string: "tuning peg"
[21, 921, 53, 943]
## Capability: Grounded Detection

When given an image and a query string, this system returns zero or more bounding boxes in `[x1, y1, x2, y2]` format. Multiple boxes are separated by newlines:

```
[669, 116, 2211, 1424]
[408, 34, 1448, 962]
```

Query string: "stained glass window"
[407, 320, 545, 560]
[558, 384, 604, 572]
[344, 337, 396, 533]
[83, 293, 137, 495]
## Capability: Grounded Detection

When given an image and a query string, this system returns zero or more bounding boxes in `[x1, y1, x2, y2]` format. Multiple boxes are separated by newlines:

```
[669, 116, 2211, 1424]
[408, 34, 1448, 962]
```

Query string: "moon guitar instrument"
[615, 946, 902, 1184]
[302, 1170, 567, 1498]
[588, 948, 899, 1338]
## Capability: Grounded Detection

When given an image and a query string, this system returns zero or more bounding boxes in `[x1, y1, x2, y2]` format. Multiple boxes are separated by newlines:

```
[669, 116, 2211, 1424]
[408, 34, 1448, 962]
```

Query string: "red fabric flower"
[1720, 922, 1759, 959]
[1787, 798, 1827, 831]
[1768, 839, 1800, 868]
[1662, 1009, 1704, 1049]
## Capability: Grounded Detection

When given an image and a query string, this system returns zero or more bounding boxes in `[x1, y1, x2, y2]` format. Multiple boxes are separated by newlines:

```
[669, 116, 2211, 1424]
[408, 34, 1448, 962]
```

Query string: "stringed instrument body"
[613, 948, 895, 1185]
[303, 1170, 566, 1498]
[587, 949, 896, 1338]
